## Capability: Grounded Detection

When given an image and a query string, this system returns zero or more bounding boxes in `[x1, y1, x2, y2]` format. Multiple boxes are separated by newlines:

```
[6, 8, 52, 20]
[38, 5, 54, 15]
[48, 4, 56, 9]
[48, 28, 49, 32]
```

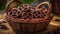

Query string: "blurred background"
[0, 0, 60, 34]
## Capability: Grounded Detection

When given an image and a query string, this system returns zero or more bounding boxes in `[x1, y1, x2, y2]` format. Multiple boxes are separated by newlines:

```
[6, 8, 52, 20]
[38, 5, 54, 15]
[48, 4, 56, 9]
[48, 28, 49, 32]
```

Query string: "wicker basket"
[5, 0, 53, 33]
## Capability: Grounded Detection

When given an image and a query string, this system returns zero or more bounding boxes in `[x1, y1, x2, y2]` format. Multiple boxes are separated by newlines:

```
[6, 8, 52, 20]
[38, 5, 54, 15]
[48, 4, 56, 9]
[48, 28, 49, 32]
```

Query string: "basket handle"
[36, 2, 51, 14]
[5, 0, 22, 13]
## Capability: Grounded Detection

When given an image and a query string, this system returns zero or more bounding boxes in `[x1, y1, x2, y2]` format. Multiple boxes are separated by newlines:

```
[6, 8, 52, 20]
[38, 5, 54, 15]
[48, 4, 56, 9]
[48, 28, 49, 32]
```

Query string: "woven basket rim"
[5, 13, 51, 23]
